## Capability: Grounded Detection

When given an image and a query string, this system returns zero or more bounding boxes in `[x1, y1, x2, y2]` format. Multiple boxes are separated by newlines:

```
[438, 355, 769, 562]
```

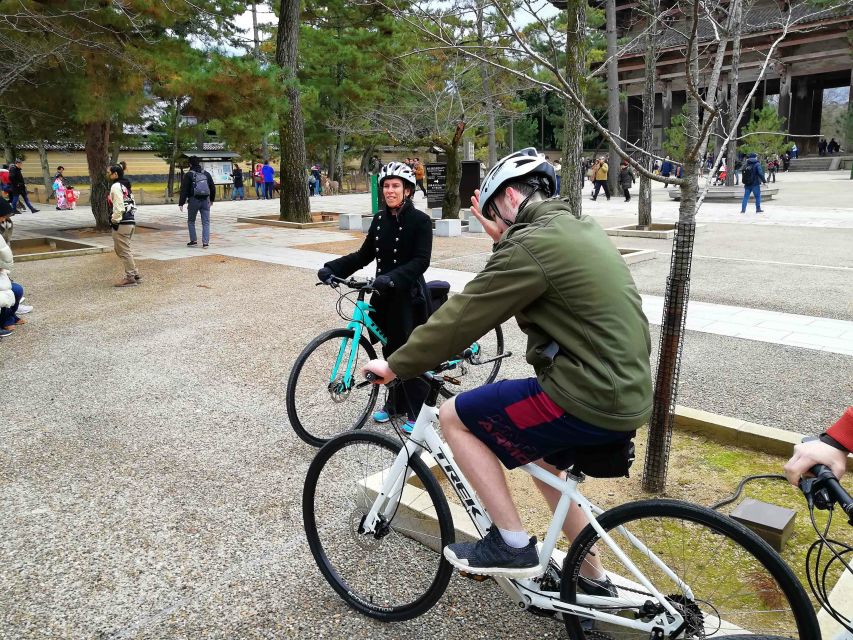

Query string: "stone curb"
[674, 405, 853, 471]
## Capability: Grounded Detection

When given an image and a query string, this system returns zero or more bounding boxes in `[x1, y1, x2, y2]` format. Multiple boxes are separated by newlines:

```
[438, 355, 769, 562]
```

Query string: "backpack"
[190, 170, 210, 198]
[741, 162, 755, 187]
[121, 184, 137, 220]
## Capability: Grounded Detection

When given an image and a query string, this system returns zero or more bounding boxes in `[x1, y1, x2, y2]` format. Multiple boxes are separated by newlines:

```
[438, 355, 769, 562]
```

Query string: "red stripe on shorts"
[505, 391, 565, 430]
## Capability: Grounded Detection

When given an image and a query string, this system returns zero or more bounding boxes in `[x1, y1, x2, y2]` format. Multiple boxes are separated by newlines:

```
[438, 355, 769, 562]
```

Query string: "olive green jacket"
[388, 199, 652, 432]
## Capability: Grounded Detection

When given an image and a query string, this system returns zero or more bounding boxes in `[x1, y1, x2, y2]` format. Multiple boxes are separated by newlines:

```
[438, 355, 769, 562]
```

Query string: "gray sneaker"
[577, 574, 618, 598]
[443, 527, 541, 578]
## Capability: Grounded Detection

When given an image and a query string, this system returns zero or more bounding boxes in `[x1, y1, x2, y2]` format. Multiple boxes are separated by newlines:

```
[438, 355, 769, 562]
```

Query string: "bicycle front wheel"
[561, 499, 818, 640]
[303, 431, 455, 621]
[286, 328, 379, 447]
[439, 324, 505, 399]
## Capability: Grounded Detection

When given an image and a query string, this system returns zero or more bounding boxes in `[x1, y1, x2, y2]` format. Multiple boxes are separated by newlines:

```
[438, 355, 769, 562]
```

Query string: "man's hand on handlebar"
[362, 359, 397, 384]
[784, 440, 848, 486]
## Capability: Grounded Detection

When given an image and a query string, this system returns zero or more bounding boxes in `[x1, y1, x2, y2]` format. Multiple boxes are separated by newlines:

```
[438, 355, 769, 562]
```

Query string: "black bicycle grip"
[811, 464, 853, 520]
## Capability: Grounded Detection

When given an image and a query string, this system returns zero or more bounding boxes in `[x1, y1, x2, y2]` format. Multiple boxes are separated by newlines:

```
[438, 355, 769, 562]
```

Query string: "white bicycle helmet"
[479, 147, 556, 221]
[378, 161, 417, 189]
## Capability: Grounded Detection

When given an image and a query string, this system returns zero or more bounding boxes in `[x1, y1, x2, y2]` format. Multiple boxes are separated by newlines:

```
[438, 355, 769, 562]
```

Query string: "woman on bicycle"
[318, 161, 433, 428]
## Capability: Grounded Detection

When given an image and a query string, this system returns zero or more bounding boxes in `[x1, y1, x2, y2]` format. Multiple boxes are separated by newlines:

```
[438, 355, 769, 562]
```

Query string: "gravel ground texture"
[2, 245, 849, 638]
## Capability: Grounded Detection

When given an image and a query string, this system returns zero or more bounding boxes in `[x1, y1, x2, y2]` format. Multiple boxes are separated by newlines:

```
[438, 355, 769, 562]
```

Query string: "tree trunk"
[334, 125, 346, 185]
[85, 121, 112, 231]
[642, 4, 702, 493]
[35, 139, 52, 200]
[725, 0, 743, 186]
[605, 0, 621, 195]
[561, 0, 586, 211]
[275, 0, 311, 222]
[442, 144, 462, 219]
[638, 0, 659, 227]
[167, 99, 180, 199]
[0, 114, 16, 164]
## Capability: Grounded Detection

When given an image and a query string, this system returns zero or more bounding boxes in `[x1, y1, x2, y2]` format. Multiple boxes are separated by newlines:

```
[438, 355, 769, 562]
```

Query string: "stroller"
[712, 166, 727, 186]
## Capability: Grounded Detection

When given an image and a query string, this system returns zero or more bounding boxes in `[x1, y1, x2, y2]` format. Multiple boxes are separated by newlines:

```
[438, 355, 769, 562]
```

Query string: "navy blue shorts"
[454, 377, 632, 470]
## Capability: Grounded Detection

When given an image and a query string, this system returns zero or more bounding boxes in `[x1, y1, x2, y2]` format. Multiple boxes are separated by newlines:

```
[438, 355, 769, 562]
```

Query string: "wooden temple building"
[613, 1, 853, 154]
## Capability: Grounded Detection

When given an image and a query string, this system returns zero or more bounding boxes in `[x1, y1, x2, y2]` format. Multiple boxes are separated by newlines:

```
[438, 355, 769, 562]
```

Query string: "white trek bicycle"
[302, 362, 820, 639]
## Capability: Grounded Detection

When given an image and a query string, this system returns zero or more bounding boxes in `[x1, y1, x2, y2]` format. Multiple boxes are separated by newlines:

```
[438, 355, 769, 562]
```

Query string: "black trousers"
[592, 180, 610, 200]
[622, 187, 630, 201]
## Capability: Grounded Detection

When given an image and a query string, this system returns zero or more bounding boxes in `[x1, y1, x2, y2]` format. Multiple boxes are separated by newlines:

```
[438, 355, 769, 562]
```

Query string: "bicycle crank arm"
[472, 351, 513, 365]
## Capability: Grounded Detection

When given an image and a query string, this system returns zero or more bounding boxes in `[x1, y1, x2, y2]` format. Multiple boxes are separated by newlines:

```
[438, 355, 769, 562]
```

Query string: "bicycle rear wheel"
[439, 324, 505, 399]
[561, 499, 819, 640]
[286, 328, 379, 447]
[302, 431, 455, 621]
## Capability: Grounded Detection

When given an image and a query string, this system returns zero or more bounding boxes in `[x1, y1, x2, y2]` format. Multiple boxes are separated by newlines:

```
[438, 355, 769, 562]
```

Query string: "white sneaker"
[17, 304, 33, 314]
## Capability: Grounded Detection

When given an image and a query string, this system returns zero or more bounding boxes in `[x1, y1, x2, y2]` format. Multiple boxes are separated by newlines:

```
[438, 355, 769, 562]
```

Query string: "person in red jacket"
[784, 407, 852, 484]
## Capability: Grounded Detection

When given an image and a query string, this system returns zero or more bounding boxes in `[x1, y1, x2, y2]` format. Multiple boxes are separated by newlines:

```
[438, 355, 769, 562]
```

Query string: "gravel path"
[2, 244, 849, 638]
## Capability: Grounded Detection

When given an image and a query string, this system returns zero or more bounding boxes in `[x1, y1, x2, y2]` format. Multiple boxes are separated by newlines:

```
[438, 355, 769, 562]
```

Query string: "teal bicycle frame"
[328, 285, 481, 395]
[330, 289, 387, 394]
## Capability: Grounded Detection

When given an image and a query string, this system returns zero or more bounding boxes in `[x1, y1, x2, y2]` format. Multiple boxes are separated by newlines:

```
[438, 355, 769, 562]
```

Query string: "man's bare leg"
[439, 397, 524, 531]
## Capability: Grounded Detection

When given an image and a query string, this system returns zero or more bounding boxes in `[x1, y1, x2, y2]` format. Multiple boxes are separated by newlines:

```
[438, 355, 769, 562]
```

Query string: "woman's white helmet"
[479, 147, 556, 219]
[379, 161, 417, 189]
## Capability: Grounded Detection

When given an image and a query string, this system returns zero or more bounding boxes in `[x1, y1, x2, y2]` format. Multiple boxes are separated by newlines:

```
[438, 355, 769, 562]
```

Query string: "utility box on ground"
[730, 498, 796, 552]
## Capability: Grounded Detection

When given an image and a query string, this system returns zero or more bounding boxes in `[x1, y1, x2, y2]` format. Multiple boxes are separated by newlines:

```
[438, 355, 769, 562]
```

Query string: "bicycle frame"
[330, 295, 387, 391]
[359, 402, 690, 634]
[328, 291, 480, 391]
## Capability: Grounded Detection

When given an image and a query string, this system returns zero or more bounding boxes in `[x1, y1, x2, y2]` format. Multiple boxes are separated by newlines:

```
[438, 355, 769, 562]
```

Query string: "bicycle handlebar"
[800, 464, 853, 524]
[318, 275, 376, 292]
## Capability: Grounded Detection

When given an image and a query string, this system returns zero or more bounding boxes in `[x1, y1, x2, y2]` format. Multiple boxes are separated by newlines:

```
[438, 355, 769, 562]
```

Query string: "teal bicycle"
[286, 275, 509, 447]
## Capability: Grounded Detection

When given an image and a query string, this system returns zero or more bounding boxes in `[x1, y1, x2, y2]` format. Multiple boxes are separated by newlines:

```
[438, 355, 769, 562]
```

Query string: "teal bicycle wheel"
[286, 329, 380, 447]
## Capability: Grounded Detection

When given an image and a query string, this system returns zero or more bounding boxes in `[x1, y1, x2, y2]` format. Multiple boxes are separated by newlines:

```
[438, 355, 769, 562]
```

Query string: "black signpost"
[426, 163, 447, 210]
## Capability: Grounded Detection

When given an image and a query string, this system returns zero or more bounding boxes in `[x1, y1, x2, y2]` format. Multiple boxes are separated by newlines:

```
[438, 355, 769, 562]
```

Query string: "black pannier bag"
[426, 280, 451, 315]
[544, 432, 637, 478]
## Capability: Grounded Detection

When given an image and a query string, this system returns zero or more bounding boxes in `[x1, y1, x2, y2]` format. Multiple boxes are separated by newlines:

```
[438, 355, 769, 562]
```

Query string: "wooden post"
[661, 80, 673, 145]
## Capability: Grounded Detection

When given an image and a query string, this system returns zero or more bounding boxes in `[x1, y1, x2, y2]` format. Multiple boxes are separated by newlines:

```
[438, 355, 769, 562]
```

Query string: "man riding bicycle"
[364, 148, 652, 583]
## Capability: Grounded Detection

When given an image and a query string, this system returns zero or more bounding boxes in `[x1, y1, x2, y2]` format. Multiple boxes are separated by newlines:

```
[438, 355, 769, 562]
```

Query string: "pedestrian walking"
[767, 156, 778, 183]
[660, 156, 673, 188]
[790, 143, 798, 159]
[261, 160, 275, 199]
[618, 160, 634, 201]
[179, 156, 216, 248]
[818, 139, 827, 156]
[230, 165, 245, 200]
[253, 162, 263, 199]
[107, 164, 140, 287]
[590, 157, 610, 201]
[740, 152, 767, 214]
[8, 160, 39, 214]
[553, 158, 562, 194]
[311, 164, 322, 196]
[413, 158, 428, 198]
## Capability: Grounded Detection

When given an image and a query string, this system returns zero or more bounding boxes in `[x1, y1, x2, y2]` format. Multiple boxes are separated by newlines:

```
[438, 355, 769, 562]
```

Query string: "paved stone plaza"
[2, 171, 851, 638]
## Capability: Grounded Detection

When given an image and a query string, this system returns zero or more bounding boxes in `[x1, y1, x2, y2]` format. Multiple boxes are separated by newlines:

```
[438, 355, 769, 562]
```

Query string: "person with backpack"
[740, 152, 767, 214]
[108, 164, 140, 287]
[179, 156, 216, 248]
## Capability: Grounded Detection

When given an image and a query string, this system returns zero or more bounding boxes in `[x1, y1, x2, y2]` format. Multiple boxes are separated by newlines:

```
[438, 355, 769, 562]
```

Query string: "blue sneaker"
[443, 527, 541, 578]
[372, 410, 390, 423]
[399, 420, 415, 434]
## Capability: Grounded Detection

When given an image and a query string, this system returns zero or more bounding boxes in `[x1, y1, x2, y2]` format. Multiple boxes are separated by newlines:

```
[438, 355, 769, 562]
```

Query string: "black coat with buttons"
[325, 199, 433, 355]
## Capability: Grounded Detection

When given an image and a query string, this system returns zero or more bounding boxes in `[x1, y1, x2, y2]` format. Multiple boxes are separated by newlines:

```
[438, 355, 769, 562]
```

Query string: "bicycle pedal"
[442, 375, 462, 385]
[458, 570, 490, 582]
